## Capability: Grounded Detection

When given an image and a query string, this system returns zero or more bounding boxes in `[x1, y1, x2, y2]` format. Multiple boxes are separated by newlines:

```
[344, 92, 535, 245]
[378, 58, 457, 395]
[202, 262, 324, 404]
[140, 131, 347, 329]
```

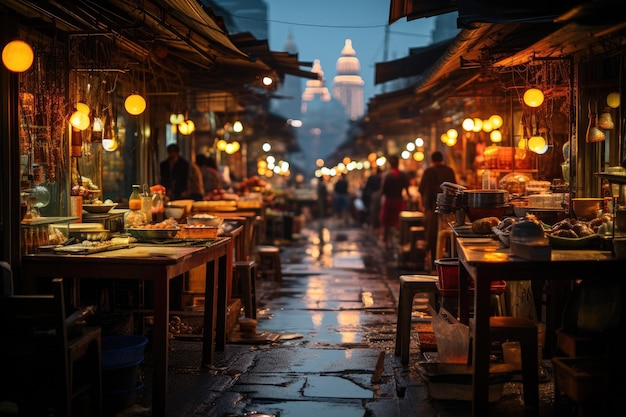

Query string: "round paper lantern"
[528, 135, 546, 152]
[489, 114, 503, 129]
[462, 118, 475, 132]
[2, 40, 34, 72]
[523, 88, 544, 107]
[607, 92, 620, 109]
[69, 110, 90, 131]
[76, 102, 90, 115]
[490, 130, 502, 143]
[124, 94, 146, 115]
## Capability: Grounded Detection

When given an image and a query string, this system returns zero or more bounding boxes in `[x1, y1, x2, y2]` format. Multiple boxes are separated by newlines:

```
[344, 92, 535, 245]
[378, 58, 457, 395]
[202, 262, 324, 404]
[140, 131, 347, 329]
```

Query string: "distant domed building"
[332, 39, 365, 120]
[298, 59, 348, 175]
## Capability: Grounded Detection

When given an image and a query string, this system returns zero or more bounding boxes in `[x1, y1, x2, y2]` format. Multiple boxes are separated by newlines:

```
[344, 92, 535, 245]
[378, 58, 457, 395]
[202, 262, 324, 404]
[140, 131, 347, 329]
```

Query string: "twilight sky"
[264, 0, 436, 104]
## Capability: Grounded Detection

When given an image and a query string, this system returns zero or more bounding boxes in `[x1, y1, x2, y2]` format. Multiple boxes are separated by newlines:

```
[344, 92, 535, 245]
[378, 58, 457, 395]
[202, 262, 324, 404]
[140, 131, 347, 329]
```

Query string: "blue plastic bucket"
[102, 335, 148, 369]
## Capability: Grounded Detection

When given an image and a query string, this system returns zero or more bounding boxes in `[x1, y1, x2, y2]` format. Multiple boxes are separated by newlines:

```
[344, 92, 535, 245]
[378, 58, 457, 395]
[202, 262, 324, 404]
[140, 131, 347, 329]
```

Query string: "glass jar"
[129, 184, 142, 211]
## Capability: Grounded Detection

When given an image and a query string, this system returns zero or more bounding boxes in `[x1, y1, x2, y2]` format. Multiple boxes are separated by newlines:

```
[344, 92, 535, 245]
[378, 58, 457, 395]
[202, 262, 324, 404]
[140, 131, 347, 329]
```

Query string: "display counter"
[455, 237, 624, 416]
[21, 237, 231, 417]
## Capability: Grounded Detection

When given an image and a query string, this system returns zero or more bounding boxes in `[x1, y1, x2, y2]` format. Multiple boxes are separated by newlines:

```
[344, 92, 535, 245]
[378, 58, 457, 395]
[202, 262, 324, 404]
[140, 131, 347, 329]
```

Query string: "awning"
[388, 0, 457, 24]
[374, 39, 454, 85]
[389, 0, 583, 25]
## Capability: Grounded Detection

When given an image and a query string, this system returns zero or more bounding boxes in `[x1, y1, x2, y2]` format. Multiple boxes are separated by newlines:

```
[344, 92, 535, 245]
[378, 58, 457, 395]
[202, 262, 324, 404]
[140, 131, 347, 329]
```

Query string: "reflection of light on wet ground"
[361, 291, 374, 307]
[304, 375, 371, 398]
[337, 311, 360, 344]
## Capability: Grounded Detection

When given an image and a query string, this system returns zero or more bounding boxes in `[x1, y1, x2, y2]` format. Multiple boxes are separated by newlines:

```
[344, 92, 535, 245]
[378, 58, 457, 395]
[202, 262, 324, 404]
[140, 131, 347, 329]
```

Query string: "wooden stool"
[395, 274, 439, 364]
[469, 316, 539, 414]
[255, 245, 282, 281]
[233, 260, 257, 319]
[436, 227, 455, 260]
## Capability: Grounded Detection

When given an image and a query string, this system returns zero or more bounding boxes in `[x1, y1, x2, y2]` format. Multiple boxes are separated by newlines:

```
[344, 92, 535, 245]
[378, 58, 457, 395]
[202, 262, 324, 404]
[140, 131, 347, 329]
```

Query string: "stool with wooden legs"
[233, 260, 257, 319]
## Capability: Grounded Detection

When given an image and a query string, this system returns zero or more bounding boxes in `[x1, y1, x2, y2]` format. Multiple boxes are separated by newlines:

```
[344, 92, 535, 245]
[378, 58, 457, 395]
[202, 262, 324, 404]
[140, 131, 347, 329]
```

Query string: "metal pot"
[462, 190, 507, 208]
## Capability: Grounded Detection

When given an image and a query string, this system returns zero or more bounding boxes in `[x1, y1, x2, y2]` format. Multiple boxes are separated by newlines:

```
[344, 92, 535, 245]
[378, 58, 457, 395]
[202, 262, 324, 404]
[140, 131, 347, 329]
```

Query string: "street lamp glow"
[262, 142, 271, 152]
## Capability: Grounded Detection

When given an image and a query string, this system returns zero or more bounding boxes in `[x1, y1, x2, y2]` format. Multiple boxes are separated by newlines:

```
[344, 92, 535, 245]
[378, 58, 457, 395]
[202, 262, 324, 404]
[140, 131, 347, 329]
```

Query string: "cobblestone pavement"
[131, 218, 579, 417]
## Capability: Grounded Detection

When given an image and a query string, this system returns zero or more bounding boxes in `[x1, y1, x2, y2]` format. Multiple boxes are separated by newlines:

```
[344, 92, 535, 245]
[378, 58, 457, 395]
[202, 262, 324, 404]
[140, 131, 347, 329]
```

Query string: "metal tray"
[127, 228, 179, 239]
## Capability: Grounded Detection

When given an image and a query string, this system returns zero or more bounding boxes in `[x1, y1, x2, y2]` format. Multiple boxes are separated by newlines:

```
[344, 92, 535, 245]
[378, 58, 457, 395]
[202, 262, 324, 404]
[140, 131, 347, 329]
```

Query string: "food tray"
[176, 225, 219, 239]
[547, 233, 602, 249]
[127, 227, 179, 239]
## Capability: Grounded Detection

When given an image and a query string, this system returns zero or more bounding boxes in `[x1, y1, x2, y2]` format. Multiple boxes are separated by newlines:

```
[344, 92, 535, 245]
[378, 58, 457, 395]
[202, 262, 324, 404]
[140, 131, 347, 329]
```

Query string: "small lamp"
[490, 130, 502, 143]
[607, 92, 620, 109]
[528, 135, 546, 153]
[462, 118, 475, 132]
[124, 93, 146, 115]
[69, 110, 90, 131]
[523, 88, 544, 107]
[2, 39, 34, 72]
[489, 114, 503, 129]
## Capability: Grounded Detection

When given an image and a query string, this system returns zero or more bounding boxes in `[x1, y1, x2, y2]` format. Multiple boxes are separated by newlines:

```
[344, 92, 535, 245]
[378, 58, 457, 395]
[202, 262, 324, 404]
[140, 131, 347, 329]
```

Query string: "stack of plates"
[436, 182, 466, 214]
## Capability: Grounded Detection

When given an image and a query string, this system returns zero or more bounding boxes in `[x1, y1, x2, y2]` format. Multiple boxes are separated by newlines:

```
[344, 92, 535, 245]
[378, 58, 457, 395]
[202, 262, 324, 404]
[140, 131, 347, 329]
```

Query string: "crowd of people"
[317, 150, 457, 270]
[159, 143, 455, 271]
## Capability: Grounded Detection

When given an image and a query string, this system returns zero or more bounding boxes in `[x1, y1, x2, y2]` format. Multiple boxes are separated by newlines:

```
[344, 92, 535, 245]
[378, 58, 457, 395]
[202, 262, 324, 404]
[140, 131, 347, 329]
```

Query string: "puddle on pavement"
[304, 375, 372, 398]
[252, 400, 365, 417]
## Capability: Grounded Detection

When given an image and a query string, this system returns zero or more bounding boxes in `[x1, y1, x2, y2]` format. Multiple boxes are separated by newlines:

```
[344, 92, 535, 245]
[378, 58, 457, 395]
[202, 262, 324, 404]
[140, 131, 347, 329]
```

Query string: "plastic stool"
[469, 316, 539, 413]
[395, 274, 439, 364]
[255, 245, 282, 281]
[233, 260, 257, 319]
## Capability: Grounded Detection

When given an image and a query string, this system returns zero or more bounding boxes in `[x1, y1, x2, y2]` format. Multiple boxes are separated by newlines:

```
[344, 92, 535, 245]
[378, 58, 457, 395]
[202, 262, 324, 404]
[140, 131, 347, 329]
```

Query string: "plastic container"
[102, 335, 148, 369]
[435, 258, 463, 296]
[104, 380, 145, 415]
[102, 357, 143, 391]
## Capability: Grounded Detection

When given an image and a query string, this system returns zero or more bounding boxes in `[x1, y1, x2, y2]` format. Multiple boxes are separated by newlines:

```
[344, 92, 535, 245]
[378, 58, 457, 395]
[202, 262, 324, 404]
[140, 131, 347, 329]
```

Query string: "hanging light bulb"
[178, 121, 190, 135]
[446, 136, 457, 147]
[472, 118, 483, 132]
[124, 93, 146, 115]
[76, 102, 90, 115]
[446, 128, 458, 139]
[489, 114, 503, 129]
[413, 151, 425, 162]
[69, 110, 90, 131]
[462, 117, 475, 132]
[102, 137, 118, 152]
[482, 119, 493, 133]
[523, 88, 544, 107]
[217, 139, 227, 151]
[607, 92, 621, 109]
[233, 120, 244, 133]
[185, 120, 195, 134]
[2, 39, 34, 72]
[528, 135, 547, 153]
[169, 113, 182, 125]
[440, 133, 449, 143]
[490, 130, 502, 143]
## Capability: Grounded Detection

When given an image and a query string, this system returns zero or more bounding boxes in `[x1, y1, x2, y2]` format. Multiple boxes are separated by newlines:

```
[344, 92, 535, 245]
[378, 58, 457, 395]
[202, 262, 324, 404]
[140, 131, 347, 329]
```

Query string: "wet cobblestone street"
[135, 218, 569, 417]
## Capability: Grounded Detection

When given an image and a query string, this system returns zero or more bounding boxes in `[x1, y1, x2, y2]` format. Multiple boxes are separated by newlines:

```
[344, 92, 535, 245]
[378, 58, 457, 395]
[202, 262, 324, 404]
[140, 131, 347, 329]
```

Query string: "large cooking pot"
[462, 190, 507, 208]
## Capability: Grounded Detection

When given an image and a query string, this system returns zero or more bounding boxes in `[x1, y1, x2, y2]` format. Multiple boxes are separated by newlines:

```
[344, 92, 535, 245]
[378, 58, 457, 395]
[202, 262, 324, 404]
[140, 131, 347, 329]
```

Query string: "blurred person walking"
[361, 167, 383, 228]
[333, 174, 350, 226]
[159, 143, 203, 201]
[380, 155, 409, 250]
[418, 151, 457, 270]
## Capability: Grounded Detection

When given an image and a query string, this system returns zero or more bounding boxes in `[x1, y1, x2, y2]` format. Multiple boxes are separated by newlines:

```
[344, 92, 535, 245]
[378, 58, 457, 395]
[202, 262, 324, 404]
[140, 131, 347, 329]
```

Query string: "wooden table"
[455, 237, 625, 417]
[21, 238, 231, 417]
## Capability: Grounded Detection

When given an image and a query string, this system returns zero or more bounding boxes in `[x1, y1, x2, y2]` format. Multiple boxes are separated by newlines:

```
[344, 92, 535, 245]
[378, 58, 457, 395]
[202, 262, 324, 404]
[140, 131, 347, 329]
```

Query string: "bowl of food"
[186, 214, 224, 227]
[83, 203, 118, 213]
[164, 204, 186, 221]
